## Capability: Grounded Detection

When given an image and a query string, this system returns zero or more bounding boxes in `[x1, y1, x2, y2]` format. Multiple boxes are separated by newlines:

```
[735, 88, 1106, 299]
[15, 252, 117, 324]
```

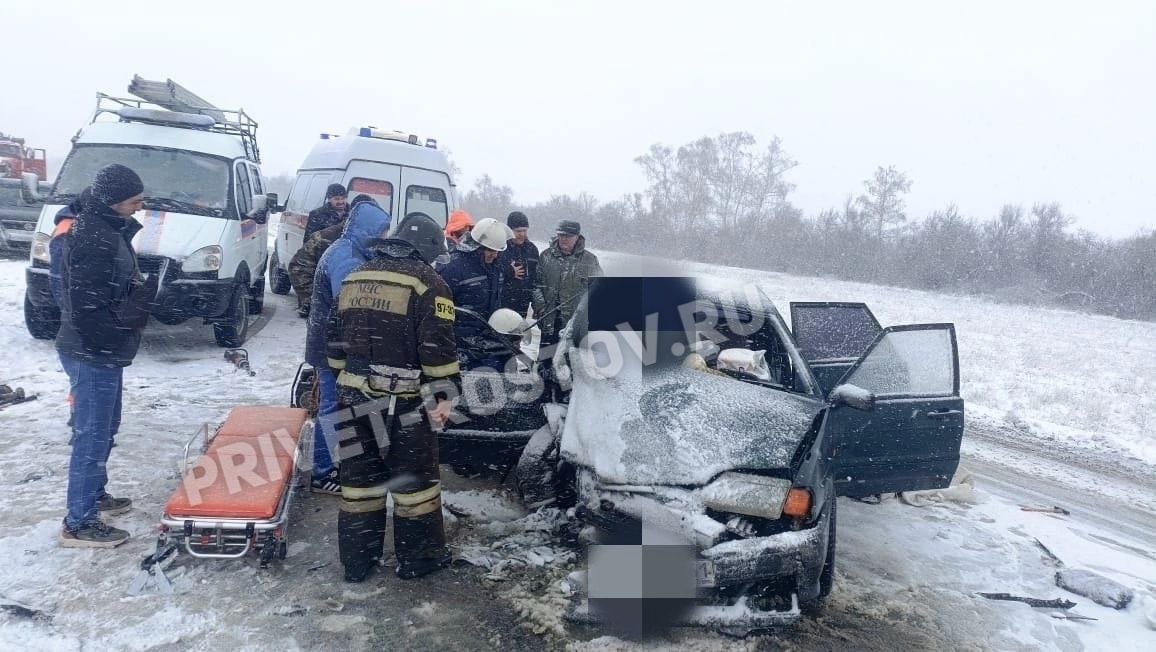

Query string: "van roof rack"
[90, 76, 261, 163]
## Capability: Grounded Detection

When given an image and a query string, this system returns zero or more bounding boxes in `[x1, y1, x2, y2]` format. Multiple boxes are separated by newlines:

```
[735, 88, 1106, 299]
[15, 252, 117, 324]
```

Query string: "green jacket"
[531, 236, 602, 339]
[289, 222, 344, 306]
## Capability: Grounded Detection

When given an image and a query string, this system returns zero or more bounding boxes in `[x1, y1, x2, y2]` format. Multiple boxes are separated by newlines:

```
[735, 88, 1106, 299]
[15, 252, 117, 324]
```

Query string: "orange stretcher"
[152, 407, 309, 566]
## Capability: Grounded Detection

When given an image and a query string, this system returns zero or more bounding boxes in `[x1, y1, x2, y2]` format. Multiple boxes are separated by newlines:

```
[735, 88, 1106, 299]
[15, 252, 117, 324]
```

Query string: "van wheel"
[269, 249, 291, 295]
[249, 275, 265, 315]
[213, 283, 250, 347]
[24, 294, 60, 340]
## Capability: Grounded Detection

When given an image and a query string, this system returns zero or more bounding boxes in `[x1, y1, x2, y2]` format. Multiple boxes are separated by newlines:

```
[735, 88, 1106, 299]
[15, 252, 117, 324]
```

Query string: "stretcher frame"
[153, 415, 310, 567]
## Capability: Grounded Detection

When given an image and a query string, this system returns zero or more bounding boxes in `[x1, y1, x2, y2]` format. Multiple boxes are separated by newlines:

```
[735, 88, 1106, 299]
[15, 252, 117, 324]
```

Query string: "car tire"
[515, 424, 560, 504]
[213, 282, 250, 348]
[269, 249, 291, 295]
[24, 293, 60, 340]
[802, 496, 836, 615]
[249, 275, 265, 315]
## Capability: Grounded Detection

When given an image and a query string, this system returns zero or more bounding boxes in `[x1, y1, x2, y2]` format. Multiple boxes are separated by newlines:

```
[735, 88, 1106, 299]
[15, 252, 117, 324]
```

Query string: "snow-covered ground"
[0, 242, 1153, 650]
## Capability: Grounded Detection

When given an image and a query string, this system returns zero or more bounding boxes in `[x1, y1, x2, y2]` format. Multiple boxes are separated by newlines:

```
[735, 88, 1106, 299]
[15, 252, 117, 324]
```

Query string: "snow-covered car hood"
[559, 332, 821, 486]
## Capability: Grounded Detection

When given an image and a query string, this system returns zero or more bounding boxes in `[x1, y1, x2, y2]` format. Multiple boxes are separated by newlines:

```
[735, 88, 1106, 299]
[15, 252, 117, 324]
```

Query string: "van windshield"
[53, 144, 231, 218]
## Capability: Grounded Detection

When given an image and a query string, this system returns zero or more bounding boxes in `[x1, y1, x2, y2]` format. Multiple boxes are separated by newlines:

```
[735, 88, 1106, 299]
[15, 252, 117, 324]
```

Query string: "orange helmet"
[445, 209, 475, 240]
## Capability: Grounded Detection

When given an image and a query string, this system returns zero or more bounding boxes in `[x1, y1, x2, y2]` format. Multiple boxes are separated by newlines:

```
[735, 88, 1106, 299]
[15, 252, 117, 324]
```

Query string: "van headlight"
[31, 232, 51, 263]
[184, 245, 222, 273]
[700, 472, 794, 520]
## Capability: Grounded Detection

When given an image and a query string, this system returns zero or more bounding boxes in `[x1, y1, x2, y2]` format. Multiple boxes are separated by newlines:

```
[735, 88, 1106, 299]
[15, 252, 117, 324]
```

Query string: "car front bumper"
[25, 261, 234, 319]
[577, 482, 830, 600]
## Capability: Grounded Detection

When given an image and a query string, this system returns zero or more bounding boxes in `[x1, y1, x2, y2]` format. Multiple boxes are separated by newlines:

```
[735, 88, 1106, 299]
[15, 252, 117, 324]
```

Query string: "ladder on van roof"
[89, 76, 262, 163]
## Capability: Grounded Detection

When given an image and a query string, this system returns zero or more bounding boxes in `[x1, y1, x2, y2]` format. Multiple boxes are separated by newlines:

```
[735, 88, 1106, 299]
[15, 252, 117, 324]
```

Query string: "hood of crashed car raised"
[559, 335, 821, 486]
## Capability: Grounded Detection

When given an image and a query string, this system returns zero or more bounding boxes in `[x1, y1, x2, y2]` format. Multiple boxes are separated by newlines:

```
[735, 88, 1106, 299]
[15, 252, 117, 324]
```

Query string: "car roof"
[76, 121, 252, 161]
[297, 133, 454, 177]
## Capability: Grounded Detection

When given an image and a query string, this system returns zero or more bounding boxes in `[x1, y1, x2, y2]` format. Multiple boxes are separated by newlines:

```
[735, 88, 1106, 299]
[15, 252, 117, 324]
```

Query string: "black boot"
[393, 509, 450, 579]
[339, 508, 387, 582]
[396, 549, 452, 580]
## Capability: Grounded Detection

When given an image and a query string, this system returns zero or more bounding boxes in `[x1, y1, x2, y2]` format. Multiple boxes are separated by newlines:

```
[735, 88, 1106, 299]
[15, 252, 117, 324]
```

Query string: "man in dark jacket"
[49, 189, 88, 430]
[326, 212, 458, 582]
[289, 194, 373, 318]
[437, 218, 511, 369]
[304, 183, 348, 242]
[56, 164, 157, 548]
[500, 211, 539, 316]
[305, 198, 389, 494]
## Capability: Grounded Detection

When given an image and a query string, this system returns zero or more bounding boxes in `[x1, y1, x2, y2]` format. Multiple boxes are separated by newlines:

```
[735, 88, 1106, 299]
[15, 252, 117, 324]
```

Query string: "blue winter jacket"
[438, 247, 505, 343]
[304, 202, 391, 368]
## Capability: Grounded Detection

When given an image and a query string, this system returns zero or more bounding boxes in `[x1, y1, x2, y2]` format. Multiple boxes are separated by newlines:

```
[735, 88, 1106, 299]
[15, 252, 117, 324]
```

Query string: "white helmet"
[471, 218, 514, 252]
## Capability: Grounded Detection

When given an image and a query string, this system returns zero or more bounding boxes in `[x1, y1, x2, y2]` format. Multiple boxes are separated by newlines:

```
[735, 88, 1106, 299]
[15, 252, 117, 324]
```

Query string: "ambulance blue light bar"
[425, 139, 437, 149]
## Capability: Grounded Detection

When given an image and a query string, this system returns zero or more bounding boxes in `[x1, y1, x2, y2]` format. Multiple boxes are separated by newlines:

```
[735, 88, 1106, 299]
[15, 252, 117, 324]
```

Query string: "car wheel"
[269, 249, 291, 295]
[249, 275, 265, 315]
[213, 282, 250, 347]
[802, 497, 836, 615]
[24, 293, 60, 340]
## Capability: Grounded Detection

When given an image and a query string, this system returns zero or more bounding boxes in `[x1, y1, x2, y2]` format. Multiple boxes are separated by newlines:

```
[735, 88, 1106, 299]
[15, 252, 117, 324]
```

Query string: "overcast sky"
[4, 0, 1153, 238]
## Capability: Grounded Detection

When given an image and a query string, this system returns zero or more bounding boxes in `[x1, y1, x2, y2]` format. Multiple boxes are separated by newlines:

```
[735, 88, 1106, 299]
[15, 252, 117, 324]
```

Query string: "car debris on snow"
[1056, 569, 1134, 610]
[975, 592, 1077, 609]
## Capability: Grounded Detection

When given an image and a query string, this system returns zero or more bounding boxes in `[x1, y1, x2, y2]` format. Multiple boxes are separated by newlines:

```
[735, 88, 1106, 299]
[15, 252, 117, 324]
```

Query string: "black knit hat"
[507, 211, 529, 229]
[555, 220, 581, 236]
[325, 183, 348, 199]
[92, 164, 144, 206]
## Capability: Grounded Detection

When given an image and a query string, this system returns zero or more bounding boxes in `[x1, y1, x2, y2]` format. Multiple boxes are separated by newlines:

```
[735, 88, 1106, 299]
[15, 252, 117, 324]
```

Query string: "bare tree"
[858, 165, 913, 240]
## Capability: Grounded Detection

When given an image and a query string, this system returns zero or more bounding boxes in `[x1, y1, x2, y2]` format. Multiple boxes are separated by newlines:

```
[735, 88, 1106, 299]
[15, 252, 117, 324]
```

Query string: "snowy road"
[1, 248, 1154, 650]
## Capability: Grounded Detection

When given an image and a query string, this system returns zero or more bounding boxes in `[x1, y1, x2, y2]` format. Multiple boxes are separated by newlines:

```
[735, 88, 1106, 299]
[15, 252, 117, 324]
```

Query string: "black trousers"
[335, 390, 446, 571]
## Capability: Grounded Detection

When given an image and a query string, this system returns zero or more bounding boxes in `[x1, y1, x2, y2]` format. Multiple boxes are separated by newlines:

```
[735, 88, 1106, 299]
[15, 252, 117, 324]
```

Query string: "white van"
[23, 80, 272, 347]
[268, 127, 458, 295]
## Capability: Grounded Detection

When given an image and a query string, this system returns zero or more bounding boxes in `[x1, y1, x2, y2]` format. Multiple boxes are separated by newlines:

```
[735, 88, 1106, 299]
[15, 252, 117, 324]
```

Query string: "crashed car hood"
[560, 335, 821, 486]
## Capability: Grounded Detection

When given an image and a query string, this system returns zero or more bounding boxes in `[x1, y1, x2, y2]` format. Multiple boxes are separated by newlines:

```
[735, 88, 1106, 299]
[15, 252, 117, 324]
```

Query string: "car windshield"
[53, 144, 230, 218]
[0, 144, 21, 157]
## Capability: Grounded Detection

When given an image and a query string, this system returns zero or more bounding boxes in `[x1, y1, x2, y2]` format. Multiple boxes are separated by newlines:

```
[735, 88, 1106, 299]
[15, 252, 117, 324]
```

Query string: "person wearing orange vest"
[50, 189, 87, 433]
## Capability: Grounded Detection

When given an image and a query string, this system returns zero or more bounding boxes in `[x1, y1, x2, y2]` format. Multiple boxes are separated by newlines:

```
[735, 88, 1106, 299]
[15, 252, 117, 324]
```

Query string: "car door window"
[302, 174, 331, 211]
[285, 174, 312, 213]
[791, 302, 882, 362]
[248, 164, 264, 194]
[235, 162, 252, 218]
[405, 184, 448, 224]
[843, 326, 957, 397]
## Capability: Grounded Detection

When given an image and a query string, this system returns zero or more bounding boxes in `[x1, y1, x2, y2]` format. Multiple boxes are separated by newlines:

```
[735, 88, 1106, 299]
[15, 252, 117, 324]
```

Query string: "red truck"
[0, 132, 47, 181]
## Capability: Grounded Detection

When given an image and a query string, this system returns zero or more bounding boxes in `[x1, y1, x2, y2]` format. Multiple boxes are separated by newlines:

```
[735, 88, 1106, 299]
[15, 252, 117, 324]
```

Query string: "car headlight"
[183, 245, 222, 273]
[31, 232, 51, 263]
[701, 472, 797, 520]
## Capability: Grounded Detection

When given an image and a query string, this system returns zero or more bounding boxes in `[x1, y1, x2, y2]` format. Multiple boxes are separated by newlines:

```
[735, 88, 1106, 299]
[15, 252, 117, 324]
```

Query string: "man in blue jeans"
[55, 164, 157, 548]
[304, 196, 390, 494]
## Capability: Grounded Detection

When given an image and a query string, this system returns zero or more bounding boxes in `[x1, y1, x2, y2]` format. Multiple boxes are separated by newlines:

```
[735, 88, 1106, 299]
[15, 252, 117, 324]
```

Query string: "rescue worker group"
[51, 165, 602, 583]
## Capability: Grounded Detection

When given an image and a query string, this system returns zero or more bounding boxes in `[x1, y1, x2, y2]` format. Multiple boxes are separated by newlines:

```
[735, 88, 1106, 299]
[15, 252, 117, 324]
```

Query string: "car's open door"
[824, 324, 964, 498]
[790, 302, 882, 395]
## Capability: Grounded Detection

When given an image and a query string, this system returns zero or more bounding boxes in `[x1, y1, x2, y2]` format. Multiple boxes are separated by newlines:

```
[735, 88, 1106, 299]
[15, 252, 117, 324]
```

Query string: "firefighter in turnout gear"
[326, 212, 459, 582]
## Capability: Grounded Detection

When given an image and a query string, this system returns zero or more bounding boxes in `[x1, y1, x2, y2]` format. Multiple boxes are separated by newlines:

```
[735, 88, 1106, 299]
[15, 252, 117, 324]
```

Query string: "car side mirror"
[266, 192, 282, 213]
[249, 193, 270, 223]
[829, 383, 875, 411]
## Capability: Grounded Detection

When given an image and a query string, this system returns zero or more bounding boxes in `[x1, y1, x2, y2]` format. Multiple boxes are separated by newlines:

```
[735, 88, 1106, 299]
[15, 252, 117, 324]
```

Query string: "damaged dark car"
[515, 280, 966, 630]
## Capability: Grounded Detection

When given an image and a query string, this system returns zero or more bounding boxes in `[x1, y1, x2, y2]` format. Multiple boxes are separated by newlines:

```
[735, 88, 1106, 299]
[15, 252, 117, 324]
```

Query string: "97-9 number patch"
[434, 296, 456, 320]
